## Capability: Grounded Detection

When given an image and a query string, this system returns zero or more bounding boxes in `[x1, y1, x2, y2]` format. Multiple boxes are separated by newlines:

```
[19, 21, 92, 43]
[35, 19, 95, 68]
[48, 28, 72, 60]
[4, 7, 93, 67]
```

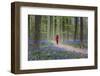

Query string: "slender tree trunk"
[67, 18, 70, 40]
[50, 16, 52, 40]
[53, 16, 55, 40]
[47, 16, 50, 40]
[80, 17, 84, 48]
[62, 17, 65, 42]
[55, 16, 57, 35]
[28, 15, 30, 39]
[60, 17, 63, 43]
[74, 17, 78, 40]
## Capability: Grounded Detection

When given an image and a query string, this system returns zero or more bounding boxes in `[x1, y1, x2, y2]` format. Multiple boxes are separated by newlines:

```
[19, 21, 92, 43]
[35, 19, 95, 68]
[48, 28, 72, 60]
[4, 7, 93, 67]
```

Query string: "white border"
[20, 7, 95, 70]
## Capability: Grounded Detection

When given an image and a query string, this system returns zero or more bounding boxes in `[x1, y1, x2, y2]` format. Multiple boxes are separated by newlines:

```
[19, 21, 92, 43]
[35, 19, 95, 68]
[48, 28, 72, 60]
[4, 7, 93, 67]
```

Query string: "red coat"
[55, 35, 59, 44]
[56, 35, 59, 40]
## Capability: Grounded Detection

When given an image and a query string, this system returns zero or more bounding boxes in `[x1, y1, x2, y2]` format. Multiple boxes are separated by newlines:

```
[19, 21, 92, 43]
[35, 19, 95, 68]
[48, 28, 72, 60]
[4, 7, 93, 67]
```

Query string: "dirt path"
[51, 41, 87, 54]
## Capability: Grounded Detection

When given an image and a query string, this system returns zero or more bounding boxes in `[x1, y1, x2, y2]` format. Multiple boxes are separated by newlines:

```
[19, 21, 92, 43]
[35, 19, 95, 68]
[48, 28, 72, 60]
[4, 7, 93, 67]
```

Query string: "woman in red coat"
[55, 34, 59, 45]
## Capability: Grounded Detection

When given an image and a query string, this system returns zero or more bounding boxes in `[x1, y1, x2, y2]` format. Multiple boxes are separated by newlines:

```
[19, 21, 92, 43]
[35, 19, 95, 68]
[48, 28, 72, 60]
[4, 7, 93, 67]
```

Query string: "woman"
[55, 34, 59, 45]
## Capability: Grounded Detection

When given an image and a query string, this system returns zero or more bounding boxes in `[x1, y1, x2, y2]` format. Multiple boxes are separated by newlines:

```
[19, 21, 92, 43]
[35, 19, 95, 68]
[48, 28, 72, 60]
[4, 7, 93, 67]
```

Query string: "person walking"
[55, 34, 59, 45]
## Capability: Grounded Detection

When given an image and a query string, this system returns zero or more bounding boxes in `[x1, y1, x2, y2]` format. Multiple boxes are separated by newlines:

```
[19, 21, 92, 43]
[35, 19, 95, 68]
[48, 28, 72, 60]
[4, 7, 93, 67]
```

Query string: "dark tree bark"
[74, 17, 78, 40]
[80, 17, 84, 48]
[34, 15, 41, 48]
[50, 16, 52, 40]
[62, 17, 65, 41]
[28, 15, 30, 38]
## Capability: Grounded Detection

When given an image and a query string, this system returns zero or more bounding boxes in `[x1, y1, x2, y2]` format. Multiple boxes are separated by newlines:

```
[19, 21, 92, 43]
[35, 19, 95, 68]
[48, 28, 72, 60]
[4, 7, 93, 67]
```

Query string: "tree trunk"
[62, 17, 65, 42]
[34, 15, 41, 48]
[80, 17, 84, 48]
[47, 16, 50, 40]
[74, 17, 78, 40]
[53, 16, 55, 40]
[67, 18, 70, 40]
[50, 16, 52, 40]
[28, 15, 30, 39]
[28, 15, 35, 40]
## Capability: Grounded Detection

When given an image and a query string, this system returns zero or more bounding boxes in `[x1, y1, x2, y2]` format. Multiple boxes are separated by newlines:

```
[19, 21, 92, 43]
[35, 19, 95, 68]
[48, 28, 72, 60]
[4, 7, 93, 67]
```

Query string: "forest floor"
[51, 40, 87, 55]
[28, 40, 88, 60]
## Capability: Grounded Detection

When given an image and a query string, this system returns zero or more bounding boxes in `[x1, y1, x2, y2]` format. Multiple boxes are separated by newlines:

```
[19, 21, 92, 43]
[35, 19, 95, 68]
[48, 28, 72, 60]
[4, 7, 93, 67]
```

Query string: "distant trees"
[28, 15, 88, 48]
[73, 17, 87, 48]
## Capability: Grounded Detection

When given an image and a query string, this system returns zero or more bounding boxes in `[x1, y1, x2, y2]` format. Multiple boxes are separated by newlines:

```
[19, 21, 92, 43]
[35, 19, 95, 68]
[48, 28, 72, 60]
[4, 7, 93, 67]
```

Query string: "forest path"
[51, 41, 87, 55]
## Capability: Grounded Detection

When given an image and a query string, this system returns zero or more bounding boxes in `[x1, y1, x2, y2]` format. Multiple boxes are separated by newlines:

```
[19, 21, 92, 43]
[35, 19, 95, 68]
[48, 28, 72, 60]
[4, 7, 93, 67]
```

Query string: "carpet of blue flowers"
[28, 40, 88, 60]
